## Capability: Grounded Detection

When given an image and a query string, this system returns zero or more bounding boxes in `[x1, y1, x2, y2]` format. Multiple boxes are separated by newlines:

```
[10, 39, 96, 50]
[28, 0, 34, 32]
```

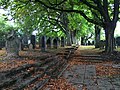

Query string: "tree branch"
[80, 0, 100, 12]
[93, 0, 108, 21]
[112, 0, 119, 22]
[34, 0, 103, 27]
[47, 0, 67, 6]
[103, 0, 111, 21]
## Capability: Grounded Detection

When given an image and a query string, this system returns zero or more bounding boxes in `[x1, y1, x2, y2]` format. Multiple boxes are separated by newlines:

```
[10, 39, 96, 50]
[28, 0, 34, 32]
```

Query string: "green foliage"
[0, 0, 119, 42]
[0, 15, 14, 40]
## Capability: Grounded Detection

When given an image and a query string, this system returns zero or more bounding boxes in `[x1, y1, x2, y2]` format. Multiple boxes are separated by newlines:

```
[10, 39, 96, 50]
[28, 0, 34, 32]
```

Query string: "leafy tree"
[28, 0, 119, 53]
[0, 0, 119, 54]
[0, 15, 14, 40]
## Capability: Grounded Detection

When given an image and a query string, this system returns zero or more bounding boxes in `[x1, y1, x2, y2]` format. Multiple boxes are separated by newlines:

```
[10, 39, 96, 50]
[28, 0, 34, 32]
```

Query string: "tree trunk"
[66, 31, 72, 46]
[95, 25, 101, 48]
[71, 30, 77, 45]
[104, 22, 116, 54]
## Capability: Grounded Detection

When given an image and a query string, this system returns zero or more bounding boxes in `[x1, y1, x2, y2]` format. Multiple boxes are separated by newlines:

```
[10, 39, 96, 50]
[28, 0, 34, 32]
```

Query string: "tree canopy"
[0, 0, 119, 53]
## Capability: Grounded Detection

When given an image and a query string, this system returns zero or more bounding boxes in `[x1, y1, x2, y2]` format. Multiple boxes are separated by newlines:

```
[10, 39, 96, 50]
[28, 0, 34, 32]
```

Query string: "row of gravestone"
[39, 36, 65, 51]
[0, 34, 66, 51]
[1, 35, 120, 50]
[21, 35, 66, 51]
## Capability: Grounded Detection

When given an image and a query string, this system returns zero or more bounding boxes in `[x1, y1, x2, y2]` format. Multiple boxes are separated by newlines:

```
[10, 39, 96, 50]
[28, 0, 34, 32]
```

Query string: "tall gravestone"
[57, 37, 60, 47]
[39, 36, 41, 49]
[30, 35, 36, 49]
[61, 37, 65, 47]
[41, 36, 46, 51]
[53, 37, 58, 49]
[6, 30, 20, 57]
[21, 34, 29, 50]
[47, 37, 52, 48]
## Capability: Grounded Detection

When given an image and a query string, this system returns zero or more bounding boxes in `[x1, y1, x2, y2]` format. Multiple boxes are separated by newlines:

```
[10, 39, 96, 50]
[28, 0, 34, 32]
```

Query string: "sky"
[0, 9, 120, 36]
[115, 22, 120, 37]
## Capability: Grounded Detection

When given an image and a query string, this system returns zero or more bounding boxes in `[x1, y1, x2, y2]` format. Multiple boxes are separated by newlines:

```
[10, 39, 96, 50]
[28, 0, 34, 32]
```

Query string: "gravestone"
[61, 37, 65, 47]
[46, 37, 52, 48]
[116, 37, 120, 46]
[29, 44, 33, 51]
[53, 37, 58, 49]
[41, 36, 46, 51]
[21, 34, 29, 50]
[0, 40, 5, 50]
[88, 41, 91, 45]
[30, 35, 36, 49]
[6, 30, 20, 57]
[98, 40, 105, 49]
[39, 36, 41, 48]
[57, 37, 60, 47]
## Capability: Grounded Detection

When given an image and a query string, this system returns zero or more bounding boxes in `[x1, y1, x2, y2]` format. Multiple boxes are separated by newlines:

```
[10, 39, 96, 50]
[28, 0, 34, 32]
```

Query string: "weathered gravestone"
[30, 35, 36, 49]
[6, 30, 20, 57]
[61, 37, 65, 47]
[98, 40, 106, 49]
[53, 37, 59, 49]
[21, 34, 29, 50]
[29, 44, 33, 51]
[0, 40, 5, 50]
[46, 37, 52, 48]
[41, 36, 46, 52]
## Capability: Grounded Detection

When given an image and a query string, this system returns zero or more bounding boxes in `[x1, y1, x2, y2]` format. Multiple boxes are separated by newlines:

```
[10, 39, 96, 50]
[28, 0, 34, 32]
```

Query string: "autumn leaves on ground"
[0, 46, 120, 90]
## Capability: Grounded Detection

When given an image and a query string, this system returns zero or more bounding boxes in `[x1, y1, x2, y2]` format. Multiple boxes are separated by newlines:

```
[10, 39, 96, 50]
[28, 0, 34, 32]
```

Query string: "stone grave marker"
[41, 36, 46, 52]
[6, 30, 20, 57]
[53, 37, 58, 49]
[47, 37, 52, 48]
[30, 35, 36, 49]
[21, 34, 29, 50]
[61, 37, 65, 47]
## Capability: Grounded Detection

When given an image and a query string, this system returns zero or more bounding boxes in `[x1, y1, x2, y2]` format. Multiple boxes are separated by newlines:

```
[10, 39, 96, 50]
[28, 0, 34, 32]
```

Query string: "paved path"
[63, 64, 120, 90]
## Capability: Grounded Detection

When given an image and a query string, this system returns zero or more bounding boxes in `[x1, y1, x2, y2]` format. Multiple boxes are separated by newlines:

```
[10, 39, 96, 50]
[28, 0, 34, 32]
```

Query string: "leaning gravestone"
[61, 37, 65, 47]
[46, 37, 52, 48]
[6, 30, 20, 57]
[30, 35, 36, 49]
[41, 36, 46, 52]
